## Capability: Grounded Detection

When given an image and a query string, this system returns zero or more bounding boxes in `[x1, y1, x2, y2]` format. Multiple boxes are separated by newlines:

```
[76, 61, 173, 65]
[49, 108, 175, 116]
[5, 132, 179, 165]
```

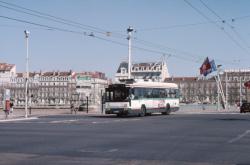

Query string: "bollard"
[29, 106, 31, 115]
[86, 96, 88, 114]
[101, 90, 103, 114]
[101, 95, 104, 114]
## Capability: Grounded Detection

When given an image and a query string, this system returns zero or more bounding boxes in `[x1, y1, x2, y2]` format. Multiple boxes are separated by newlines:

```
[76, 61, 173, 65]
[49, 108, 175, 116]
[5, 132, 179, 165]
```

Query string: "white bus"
[104, 81, 180, 116]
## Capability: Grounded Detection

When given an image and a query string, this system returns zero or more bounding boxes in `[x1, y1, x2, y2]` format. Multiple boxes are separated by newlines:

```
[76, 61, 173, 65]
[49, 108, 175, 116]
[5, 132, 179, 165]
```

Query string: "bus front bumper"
[105, 108, 130, 115]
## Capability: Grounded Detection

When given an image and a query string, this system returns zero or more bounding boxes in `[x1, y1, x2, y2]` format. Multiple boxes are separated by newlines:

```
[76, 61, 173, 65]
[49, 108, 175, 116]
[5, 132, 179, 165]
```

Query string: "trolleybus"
[104, 81, 180, 116]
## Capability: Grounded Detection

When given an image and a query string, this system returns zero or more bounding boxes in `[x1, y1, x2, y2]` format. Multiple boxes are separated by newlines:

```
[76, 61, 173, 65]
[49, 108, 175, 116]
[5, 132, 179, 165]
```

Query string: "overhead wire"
[0, 0, 247, 66]
[0, 15, 198, 63]
[0, 15, 84, 35]
[0, 0, 108, 35]
[199, 0, 250, 50]
[183, 0, 250, 56]
[135, 21, 218, 32]
[0, 0, 128, 40]
[0, 0, 205, 63]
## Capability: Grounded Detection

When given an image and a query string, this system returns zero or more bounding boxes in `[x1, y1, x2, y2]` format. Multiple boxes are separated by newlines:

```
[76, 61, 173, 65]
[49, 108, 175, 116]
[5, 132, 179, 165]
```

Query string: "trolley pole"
[127, 26, 133, 79]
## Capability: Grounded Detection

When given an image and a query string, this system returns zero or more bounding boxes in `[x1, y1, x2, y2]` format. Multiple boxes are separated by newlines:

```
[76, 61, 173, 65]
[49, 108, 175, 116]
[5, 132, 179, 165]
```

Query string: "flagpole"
[217, 65, 222, 111]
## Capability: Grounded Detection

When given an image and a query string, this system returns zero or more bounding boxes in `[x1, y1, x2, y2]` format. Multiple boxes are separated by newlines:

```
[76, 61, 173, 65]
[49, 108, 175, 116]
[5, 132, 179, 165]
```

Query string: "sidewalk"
[0, 108, 105, 121]
[0, 105, 242, 121]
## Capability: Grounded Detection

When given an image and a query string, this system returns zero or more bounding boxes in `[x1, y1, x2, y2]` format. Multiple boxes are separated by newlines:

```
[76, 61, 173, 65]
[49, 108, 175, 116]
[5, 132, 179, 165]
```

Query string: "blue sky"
[1, 0, 250, 78]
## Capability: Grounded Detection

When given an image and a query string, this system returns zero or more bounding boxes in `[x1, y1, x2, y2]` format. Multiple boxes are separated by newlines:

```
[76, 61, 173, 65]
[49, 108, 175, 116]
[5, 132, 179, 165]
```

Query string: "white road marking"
[228, 130, 250, 143]
[80, 148, 118, 153]
[50, 119, 78, 124]
[91, 118, 141, 124]
[0, 117, 38, 123]
[174, 112, 240, 115]
[107, 149, 119, 153]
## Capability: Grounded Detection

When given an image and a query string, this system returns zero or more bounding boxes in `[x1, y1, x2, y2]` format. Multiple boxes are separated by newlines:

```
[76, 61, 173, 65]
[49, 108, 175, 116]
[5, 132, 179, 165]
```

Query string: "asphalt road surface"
[0, 113, 250, 165]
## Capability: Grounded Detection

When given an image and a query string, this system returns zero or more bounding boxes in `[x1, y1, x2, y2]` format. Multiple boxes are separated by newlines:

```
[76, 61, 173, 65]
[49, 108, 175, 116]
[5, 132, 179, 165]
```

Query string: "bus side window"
[146, 88, 153, 98]
[165, 89, 169, 98]
[159, 88, 165, 98]
[133, 88, 141, 99]
[130, 88, 136, 100]
[170, 89, 177, 98]
[152, 88, 161, 98]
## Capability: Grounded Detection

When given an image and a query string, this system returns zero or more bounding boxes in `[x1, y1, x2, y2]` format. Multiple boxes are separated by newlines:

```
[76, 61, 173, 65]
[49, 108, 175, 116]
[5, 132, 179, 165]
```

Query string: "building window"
[121, 68, 126, 75]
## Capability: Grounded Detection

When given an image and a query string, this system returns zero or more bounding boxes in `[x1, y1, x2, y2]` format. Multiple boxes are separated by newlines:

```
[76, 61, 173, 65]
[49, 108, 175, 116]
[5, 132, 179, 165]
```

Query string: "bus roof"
[127, 81, 178, 89]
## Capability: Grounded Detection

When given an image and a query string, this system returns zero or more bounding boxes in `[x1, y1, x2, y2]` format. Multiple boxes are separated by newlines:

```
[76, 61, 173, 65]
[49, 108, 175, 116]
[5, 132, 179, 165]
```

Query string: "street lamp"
[24, 30, 30, 118]
[127, 26, 133, 79]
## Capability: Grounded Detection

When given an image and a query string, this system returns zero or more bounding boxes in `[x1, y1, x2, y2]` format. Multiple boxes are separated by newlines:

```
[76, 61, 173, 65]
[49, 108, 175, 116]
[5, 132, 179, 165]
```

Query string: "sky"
[1, 0, 250, 78]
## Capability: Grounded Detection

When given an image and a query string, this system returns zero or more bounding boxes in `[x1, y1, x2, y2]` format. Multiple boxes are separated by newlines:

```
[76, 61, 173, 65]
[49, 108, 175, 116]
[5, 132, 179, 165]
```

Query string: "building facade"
[74, 71, 109, 105]
[115, 61, 169, 82]
[8, 71, 75, 106]
[0, 63, 16, 84]
[166, 69, 250, 105]
[0, 70, 109, 107]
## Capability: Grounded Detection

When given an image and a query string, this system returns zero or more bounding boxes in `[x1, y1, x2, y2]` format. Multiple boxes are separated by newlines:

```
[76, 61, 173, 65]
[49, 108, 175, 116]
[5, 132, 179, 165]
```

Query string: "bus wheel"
[139, 106, 146, 117]
[162, 103, 171, 115]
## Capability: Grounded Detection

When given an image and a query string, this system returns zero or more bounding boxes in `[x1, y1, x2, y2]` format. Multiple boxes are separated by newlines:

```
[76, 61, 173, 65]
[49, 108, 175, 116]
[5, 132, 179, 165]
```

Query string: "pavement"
[0, 107, 104, 121]
[0, 105, 241, 122]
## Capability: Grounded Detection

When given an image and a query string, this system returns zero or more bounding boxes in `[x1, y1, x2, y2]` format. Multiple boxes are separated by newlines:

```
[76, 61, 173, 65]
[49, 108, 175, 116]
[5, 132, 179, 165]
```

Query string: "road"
[0, 113, 250, 165]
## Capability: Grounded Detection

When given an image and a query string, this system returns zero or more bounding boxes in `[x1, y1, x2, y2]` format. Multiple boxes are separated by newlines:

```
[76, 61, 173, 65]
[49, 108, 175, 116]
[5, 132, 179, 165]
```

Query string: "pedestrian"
[70, 103, 74, 114]
[3, 100, 10, 119]
[29, 106, 32, 115]
[10, 101, 14, 113]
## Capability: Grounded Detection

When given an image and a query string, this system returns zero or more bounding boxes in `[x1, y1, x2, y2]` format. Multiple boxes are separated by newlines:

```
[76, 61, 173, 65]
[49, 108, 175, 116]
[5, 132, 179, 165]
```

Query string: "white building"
[9, 71, 76, 106]
[74, 72, 109, 105]
[115, 60, 169, 82]
[0, 63, 16, 84]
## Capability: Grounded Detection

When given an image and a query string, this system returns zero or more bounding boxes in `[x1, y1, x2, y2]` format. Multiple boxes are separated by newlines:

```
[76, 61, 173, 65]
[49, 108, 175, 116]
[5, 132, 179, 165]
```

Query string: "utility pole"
[225, 71, 228, 110]
[127, 26, 133, 79]
[24, 30, 30, 118]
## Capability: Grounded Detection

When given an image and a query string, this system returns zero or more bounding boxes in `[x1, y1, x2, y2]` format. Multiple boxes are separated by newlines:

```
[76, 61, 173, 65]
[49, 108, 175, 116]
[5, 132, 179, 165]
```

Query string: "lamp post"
[24, 30, 30, 118]
[127, 26, 133, 79]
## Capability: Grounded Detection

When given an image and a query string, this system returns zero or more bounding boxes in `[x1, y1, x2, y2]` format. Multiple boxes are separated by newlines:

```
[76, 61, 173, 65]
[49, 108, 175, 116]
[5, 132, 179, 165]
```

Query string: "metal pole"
[240, 76, 242, 106]
[127, 26, 133, 79]
[225, 71, 228, 110]
[86, 96, 88, 114]
[24, 30, 30, 118]
[101, 89, 103, 114]
[217, 71, 220, 111]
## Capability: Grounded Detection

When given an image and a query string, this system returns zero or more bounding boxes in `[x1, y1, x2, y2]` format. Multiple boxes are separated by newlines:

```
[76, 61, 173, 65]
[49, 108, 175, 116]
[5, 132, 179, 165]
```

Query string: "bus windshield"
[105, 84, 130, 102]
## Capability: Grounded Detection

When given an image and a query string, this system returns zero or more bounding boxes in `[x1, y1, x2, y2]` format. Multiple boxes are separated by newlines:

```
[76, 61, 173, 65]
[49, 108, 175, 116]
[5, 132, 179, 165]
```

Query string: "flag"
[210, 60, 217, 72]
[200, 57, 211, 76]
[200, 57, 217, 76]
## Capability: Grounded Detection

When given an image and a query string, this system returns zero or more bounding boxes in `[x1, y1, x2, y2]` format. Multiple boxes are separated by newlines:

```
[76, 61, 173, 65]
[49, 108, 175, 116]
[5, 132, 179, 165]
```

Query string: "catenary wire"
[0, 15, 199, 64]
[0, 0, 246, 66]
[183, 0, 250, 56]
[199, 0, 250, 50]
